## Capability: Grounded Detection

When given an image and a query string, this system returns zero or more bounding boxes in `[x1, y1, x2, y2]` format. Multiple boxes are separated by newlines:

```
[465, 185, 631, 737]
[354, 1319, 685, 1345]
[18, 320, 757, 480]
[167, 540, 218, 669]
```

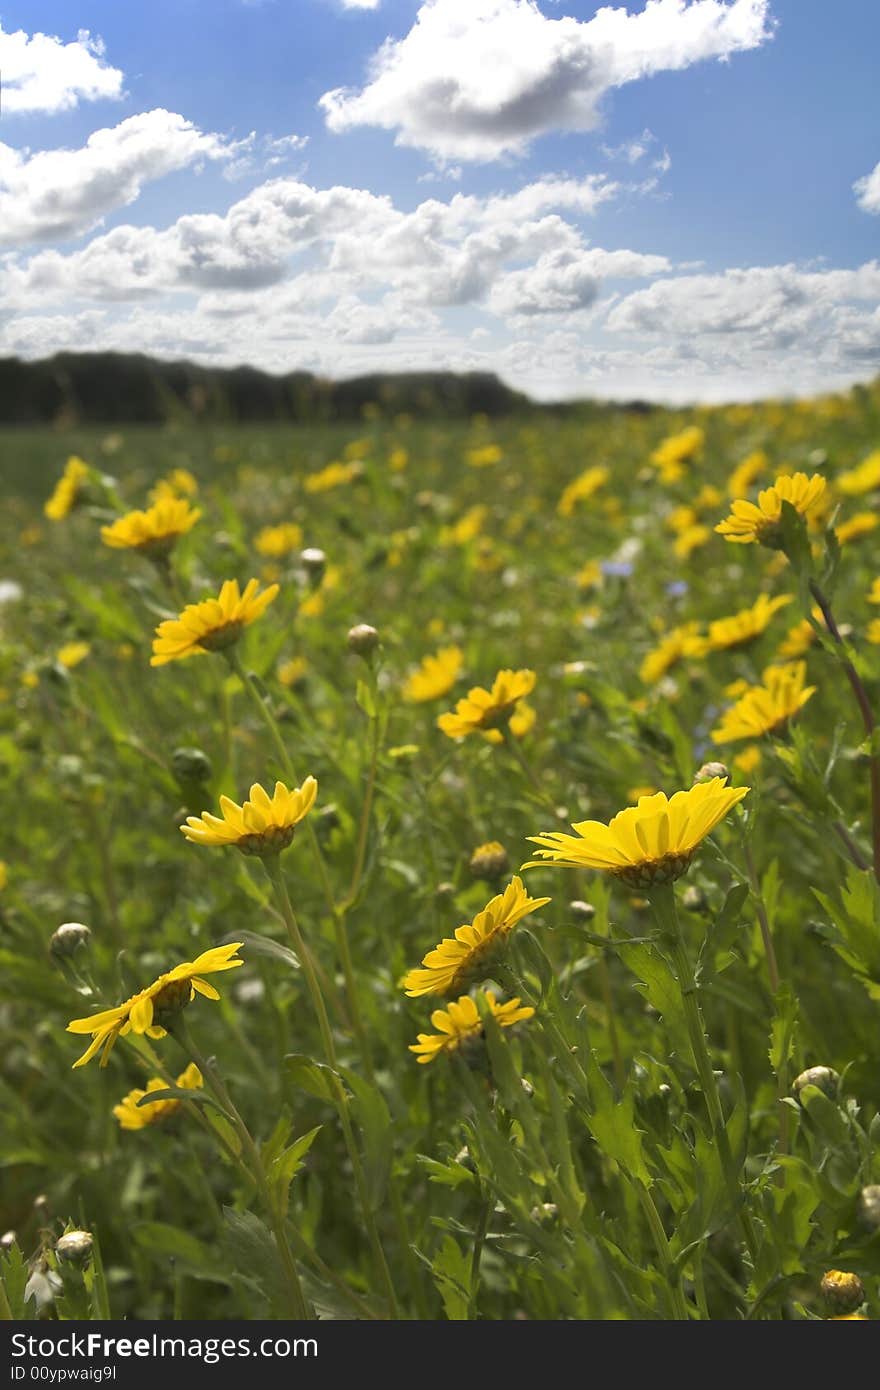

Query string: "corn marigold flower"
[868, 578, 880, 604]
[278, 655, 308, 687]
[524, 779, 748, 889]
[438, 669, 536, 738]
[557, 466, 609, 518]
[469, 841, 510, 880]
[466, 443, 503, 468]
[403, 646, 463, 702]
[440, 505, 488, 547]
[715, 472, 827, 546]
[409, 992, 534, 1064]
[711, 662, 815, 744]
[44, 456, 90, 521]
[255, 522, 303, 558]
[149, 469, 199, 503]
[726, 450, 766, 499]
[776, 607, 823, 659]
[113, 1063, 203, 1131]
[56, 642, 90, 670]
[483, 699, 536, 744]
[866, 619, 880, 645]
[640, 623, 707, 685]
[181, 777, 317, 855]
[575, 559, 603, 590]
[836, 450, 880, 496]
[67, 942, 244, 1068]
[706, 593, 792, 652]
[650, 426, 704, 483]
[151, 578, 279, 666]
[101, 497, 201, 555]
[304, 460, 361, 493]
[673, 523, 711, 560]
[835, 511, 878, 545]
[402, 877, 551, 998]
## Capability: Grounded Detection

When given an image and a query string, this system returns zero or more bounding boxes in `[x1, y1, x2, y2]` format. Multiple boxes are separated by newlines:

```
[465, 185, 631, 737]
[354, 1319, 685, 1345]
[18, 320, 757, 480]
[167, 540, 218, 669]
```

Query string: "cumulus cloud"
[222, 131, 310, 181]
[320, 0, 774, 162]
[0, 110, 242, 250]
[0, 23, 123, 115]
[488, 246, 671, 315]
[854, 160, 880, 215]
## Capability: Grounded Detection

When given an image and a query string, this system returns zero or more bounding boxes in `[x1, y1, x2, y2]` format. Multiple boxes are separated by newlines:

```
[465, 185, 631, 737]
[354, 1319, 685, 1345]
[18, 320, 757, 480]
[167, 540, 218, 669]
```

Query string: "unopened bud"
[569, 900, 596, 920]
[792, 1066, 839, 1100]
[520, 1077, 534, 1098]
[171, 747, 212, 783]
[435, 881, 455, 899]
[469, 841, 509, 881]
[347, 623, 380, 657]
[0, 1231, 16, 1251]
[821, 1270, 865, 1315]
[693, 761, 729, 785]
[55, 1231, 93, 1267]
[300, 548, 326, 587]
[857, 1185, 880, 1229]
[681, 885, 707, 912]
[50, 922, 91, 959]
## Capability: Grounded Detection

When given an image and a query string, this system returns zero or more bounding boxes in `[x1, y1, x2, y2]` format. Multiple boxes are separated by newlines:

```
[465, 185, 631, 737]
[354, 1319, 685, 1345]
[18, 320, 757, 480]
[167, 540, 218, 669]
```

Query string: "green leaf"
[0, 1243, 31, 1318]
[355, 678, 377, 719]
[429, 1235, 471, 1320]
[583, 1049, 651, 1186]
[229, 929, 299, 971]
[133, 1222, 213, 1271]
[221, 1208, 286, 1313]
[270, 1126, 323, 1213]
[339, 1068, 393, 1208]
[769, 983, 798, 1077]
[616, 940, 689, 1054]
[284, 1054, 336, 1102]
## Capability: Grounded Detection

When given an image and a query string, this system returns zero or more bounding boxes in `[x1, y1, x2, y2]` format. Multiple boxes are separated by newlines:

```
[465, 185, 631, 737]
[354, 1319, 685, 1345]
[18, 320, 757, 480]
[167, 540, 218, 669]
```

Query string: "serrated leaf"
[284, 1053, 336, 1102]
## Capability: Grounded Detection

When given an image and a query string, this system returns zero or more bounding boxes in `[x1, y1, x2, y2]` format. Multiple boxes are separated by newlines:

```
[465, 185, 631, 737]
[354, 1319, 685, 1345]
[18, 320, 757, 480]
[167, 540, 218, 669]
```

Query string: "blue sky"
[1, 1, 877, 401]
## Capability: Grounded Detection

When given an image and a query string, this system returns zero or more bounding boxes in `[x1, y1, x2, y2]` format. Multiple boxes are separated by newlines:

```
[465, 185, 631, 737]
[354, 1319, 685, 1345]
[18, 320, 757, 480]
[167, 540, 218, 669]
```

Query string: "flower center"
[613, 851, 696, 889]
[151, 977, 194, 1026]
[199, 620, 244, 653]
[236, 823, 297, 857]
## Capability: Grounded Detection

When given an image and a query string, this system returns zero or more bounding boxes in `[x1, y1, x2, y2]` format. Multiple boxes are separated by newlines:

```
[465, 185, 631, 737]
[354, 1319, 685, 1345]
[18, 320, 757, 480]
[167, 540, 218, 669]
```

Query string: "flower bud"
[693, 761, 729, 785]
[347, 623, 380, 657]
[857, 1184, 880, 1230]
[435, 881, 455, 899]
[300, 548, 326, 587]
[0, 1231, 16, 1251]
[171, 747, 213, 783]
[55, 1231, 93, 1267]
[821, 1270, 865, 1315]
[681, 884, 707, 912]
[569, 900, 596, 920]
[50, 921, 91, 960]
[792, 1065, 839, 1100]
[469, 841, 510, 881]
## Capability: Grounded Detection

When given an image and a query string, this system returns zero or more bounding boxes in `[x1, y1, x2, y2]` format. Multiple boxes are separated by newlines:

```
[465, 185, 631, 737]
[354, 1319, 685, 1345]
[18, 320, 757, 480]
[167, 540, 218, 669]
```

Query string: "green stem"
[741, 836, 780, 995]
[467, 1185, 492, 1320]
[635, 1181, 692, 1321]
[168, 1018, 310, 1321]
[502, 725, 558, 815]
[651, 883, 758, 1266]
[340, 706, 382, 912]
[263, 858, 399, 1318]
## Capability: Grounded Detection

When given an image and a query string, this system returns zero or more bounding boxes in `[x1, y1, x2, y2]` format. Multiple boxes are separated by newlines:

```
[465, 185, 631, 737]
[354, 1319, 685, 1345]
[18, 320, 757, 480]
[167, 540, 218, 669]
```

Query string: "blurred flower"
[673, 524, 711, 560]
[402, 877, 550, 997]
[56, 642, 90, 670]
[278, 656, 308, 687]
[151, 578, 279, 665]
[733, 745, 762, 775]
[835, 511, 878, 545]
[776, 607, 822, 659]
[706, 593, 792, 651]
[0, 861, 7, 892]
[440, 505, 488, 546]
[869, 578, 880, 604]
[469, 842, 510, 880]
[483, 699, 536, 744]
[557, 465, 609, 517]
[102, 497, 201, 555]
[836, 449, 880, 496]
[466, 444, 503, 468]
[113, 1063, 203, 1131]
[438, 668, 536, 738]
[712, 662, 815, 743]
[181, 777, 317, 855]
[255, 522, 303, 558]
[575, 560, 603, 591]
[726, 450, 766, 499]
[640, 622, 706, 685]
[150, 468, 198, 502]
[389, 447, 409, 472]
[716, 472, 826, 546]
[304, 460, 361, 493]
[650, 426, 703, 483]
[524, 779, 748, 888]
[409, 992, 533, 1064]
[44, 457, 90, 521]
[67, 943, 244, 1067]
[403, 646, 464, 702]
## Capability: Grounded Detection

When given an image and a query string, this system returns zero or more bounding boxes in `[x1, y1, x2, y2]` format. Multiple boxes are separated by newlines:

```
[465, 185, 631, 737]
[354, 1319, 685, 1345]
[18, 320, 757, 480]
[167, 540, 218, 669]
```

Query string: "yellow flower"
[575, 559, 604, 590]
[715, 472, 827, 546]
[403, 646, 464, 703]
[304, 460, 361, 493]
[524, 779, 748, 888]
[835, 512, 878, 545]
[836, 450, 880, 496]
[0, 861, 7, 891]
[627, 785, 658, 802]
[402, 877, 551, 998]
[149, 468, 199, 502]
[67, 943, 244, 1068]
[711, 662, 816, 743]
[438, 669, 536, 738]
[674, 523, 711, 560]
[151, 578, 279, 666]
[733, 745, 762, 776]
[706, 593, 792, 651]
[693, 484, 722, 511]
[557, 466, 609, 517]
[389, 447, 409, 472]
[866, 619, 880, 645]
[727, 450, 766, 499]
[101, 498, 201, 555]
[20, 524, 43, 546]
[255, 522, 303, 558]
[483, 699, 536, 744]
[640, 622, 706, 685]
[181, 777, 317, 855]
[409, 992, 534, 1064]
[440, 505, 488, 546]
[868, 579, 880, 604]
[776, 607, 822, 659]
[57, 642, 90, 670]
[45, 457, 90, 521]
[650, 426, 703, 482]
[666, 505, 698, 534]
[113, 1063, 203, 1131]
[278, 655, 308, 687]
[465, 444, 503, 468]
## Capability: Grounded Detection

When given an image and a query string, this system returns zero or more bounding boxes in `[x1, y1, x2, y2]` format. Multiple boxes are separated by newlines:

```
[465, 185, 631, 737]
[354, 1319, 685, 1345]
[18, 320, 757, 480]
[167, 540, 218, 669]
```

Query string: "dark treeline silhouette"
[0, 352, 653, 425]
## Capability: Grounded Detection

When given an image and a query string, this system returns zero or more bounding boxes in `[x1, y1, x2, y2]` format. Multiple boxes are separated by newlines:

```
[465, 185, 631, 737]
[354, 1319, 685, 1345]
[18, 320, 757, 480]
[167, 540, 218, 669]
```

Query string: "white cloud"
[222, 131, 309, 181]
[488, 245, 671, 315]
[0, 23, 123, 115]
[854, 160, 880, 215]
[0, 110, 242, 250]
[320, 0, 774, 162]
[338, 0, 382, 9]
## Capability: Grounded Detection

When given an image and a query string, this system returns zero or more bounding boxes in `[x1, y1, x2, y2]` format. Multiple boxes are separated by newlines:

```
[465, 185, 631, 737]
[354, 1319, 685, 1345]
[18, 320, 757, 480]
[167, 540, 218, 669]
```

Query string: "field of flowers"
[2, 384, 880, 1322]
